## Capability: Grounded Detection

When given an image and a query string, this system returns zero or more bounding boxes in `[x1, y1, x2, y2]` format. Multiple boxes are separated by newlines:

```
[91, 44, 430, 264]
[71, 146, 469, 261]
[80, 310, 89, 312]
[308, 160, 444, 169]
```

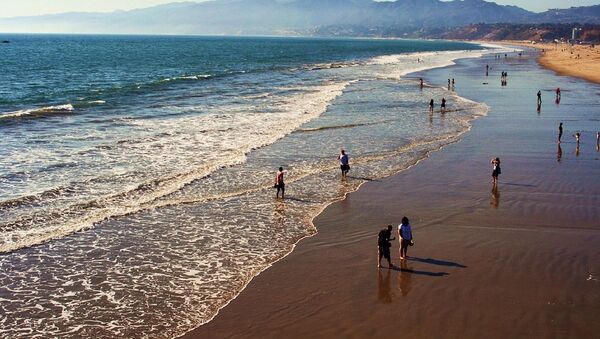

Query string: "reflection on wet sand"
[397, 260, 413, 297]
[377, 269, 393, 304]
[557, 144, 562, 163]
[491, 183, 500, 209]
[274, 200, 286, 228]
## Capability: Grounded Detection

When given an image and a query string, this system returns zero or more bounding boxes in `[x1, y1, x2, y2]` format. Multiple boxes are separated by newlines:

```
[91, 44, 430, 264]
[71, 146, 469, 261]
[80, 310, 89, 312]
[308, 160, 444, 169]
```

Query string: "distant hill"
[0, 0, 599, 36]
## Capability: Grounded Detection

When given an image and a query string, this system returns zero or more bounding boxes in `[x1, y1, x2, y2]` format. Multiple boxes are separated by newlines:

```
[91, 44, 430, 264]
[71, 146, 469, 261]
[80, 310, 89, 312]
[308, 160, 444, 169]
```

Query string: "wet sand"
[504, 41, 600, 85]
[182, 50, 600, 338]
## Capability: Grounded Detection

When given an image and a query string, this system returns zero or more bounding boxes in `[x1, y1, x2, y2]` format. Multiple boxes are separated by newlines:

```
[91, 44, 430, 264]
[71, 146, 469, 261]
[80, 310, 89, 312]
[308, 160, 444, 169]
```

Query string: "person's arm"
[398, 227, 403, 241]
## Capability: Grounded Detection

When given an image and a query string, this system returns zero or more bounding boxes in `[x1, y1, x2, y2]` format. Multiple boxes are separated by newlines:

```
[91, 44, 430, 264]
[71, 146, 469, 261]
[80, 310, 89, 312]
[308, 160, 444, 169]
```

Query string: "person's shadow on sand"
[407, 257, 467, 268]
[390, 265, 449, 277]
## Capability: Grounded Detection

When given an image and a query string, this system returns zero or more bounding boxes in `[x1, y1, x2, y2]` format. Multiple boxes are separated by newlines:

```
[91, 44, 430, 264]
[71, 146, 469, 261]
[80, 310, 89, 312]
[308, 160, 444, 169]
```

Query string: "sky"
[1, 0, 599, 18]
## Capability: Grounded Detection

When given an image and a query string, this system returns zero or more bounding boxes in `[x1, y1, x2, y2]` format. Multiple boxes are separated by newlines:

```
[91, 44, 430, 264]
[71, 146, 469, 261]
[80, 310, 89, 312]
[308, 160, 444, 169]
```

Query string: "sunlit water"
[0, 36, 497, 338]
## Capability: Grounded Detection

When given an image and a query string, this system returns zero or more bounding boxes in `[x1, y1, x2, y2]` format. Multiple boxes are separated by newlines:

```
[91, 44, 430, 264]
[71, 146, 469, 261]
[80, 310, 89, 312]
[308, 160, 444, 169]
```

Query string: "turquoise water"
[0, 35, 490, 338]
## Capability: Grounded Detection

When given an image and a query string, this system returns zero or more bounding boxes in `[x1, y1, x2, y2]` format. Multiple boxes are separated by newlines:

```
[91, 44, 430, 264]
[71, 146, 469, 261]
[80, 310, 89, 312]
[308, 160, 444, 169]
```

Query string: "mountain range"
[0, 0, 599, 36]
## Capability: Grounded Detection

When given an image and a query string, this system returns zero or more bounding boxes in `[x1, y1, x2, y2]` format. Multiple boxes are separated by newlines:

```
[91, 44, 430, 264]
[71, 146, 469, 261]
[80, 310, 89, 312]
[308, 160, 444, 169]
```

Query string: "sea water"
[0, 35, 492, 338]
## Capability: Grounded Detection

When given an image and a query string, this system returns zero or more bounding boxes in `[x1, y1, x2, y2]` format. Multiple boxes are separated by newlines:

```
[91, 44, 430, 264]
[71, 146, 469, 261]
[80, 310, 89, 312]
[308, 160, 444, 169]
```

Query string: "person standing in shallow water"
[441, 97, 446, 112]
[558, 122, 563, 143]
[398, 217, 413, 260]
[491, 157, 501, 185]
[338, 149, 350, 178]
[429, 99, 434, 112]
[378, 225, 395, 268]
[275, 167, 285, 199]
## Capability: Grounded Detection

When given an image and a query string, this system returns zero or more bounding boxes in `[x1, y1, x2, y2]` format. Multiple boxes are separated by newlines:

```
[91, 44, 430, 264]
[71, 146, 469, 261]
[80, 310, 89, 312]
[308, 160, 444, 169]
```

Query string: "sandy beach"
[505, 41, 600, 85]
[182, 48, 600, 338]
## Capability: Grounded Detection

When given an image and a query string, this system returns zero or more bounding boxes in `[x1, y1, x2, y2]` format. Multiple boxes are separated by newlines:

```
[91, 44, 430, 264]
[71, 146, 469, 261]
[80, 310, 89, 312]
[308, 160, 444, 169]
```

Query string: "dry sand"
[182, 49, 600, 338]
[506, 41, 600, 85]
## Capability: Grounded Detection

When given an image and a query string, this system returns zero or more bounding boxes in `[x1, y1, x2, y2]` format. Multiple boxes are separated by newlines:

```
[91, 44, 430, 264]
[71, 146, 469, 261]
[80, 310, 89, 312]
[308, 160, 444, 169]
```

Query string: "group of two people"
[377, 217, 413, 268]
[274, 149, 350, 199]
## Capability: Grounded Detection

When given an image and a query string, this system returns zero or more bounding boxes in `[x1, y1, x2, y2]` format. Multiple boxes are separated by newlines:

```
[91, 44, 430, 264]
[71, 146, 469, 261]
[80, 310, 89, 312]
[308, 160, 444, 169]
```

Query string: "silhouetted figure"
[491, 157, 501, 185]
[558, 122, 563, 143]
[597, 132, 600, 151]
[338, 149, 350, 178]
[441, 97, 446, 112]
[486, 64, 489, 76]
[537, 90, 542, 105]
[378, 225, 395, 268]
[419, 78, 423, 89]
[451, 78, 455, 90]
[429, 99, 434, 113]
[447, 79, 451, 90]
[574, 132, 581, 145]
[275, 166, 285, 199]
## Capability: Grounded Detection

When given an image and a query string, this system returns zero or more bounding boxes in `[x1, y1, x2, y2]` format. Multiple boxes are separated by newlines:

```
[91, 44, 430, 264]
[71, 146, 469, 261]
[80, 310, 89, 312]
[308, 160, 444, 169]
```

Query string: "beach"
[505, 41, 600, 85]
[183, 48, 600, 338]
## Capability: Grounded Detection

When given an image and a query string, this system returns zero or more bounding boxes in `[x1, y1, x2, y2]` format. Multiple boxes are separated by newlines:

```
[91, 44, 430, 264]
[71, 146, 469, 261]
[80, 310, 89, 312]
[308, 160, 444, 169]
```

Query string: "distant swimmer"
[398, 216, 413, 260]
[429, 99, 434, 112]
[274, 166, 285, 199]
[378, 225, 395, 268]
[491, 157, 501, 185]
[338, 149, 350, 178]
[441, 97, 446, 112]
[558, 122, 563, 143]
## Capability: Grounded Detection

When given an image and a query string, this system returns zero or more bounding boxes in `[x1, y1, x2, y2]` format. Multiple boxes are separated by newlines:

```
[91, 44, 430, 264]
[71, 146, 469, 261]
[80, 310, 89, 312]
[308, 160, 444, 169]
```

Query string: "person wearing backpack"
[378, 225, 395, 268]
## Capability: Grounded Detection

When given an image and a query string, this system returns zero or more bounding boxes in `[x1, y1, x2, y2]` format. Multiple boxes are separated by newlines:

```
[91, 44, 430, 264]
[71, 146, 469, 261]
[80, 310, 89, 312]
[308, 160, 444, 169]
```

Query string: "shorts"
[378, 245, 390, 260]
[276, 183, 285, 190]
[340, 164, 350, 172]
[401, 239, 411, 249]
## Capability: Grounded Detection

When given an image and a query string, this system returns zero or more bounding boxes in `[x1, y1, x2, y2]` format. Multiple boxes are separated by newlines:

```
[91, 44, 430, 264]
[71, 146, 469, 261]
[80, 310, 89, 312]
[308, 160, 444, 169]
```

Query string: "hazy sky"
[1, 0, 599, 18]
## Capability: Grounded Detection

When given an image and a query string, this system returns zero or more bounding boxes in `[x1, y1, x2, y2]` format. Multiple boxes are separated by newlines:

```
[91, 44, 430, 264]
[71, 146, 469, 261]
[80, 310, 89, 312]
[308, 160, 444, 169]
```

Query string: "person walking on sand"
[338, 149, 350, 178]
[558, 122, 563, 143]
[378, 225, 395, 268]
[429, 99, 434, 112]
[491, 157, 501, 185]
[275, 166, 285, 199]
[398, 217, 413, 260]
[537, 90, 542, 106]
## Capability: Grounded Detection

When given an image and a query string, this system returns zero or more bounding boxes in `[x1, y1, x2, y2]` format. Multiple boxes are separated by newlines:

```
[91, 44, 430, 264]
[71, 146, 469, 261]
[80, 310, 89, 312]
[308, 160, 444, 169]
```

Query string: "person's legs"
[378, 248, 383, 268]
[276, 186, 281, 198]
[281, 185, 285, 199]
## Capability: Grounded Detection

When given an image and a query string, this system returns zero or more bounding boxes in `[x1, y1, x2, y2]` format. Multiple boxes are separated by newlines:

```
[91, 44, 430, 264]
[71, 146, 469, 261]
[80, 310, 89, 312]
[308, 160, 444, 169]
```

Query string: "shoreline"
[175, 47, 497, 335]
[496, 40, 600, 85]
[182, 45, 600, 338]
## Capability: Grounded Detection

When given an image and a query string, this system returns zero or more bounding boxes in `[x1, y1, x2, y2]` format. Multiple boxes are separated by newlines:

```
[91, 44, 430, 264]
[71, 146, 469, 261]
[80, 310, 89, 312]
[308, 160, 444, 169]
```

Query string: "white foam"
[0, 104, 74, 119]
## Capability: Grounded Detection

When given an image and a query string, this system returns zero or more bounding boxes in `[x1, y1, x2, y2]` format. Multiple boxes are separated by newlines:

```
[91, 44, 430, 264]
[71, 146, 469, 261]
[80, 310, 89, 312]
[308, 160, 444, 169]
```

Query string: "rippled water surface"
[0, 35, 492, 338]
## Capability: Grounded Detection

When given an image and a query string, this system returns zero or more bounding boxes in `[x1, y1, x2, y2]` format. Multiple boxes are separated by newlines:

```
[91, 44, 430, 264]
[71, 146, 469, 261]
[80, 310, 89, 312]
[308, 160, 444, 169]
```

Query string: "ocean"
[0, 35, 492, 338]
